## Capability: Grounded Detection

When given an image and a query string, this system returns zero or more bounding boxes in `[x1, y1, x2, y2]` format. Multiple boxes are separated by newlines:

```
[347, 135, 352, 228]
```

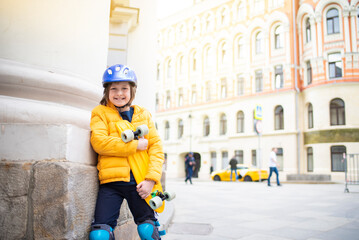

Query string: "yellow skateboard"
[116, 121, 175, 213]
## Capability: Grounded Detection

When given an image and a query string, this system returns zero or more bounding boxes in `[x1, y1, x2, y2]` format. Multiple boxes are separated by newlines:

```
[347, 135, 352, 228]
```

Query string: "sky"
[156, 0, 193, 19]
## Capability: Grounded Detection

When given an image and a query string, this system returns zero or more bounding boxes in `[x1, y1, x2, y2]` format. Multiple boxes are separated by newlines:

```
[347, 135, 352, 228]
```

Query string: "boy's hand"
[136, 180, 155, 199]
[136, 137, 148, 151]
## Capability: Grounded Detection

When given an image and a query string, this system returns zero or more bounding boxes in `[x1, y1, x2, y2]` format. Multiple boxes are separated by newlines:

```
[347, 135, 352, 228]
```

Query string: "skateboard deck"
[116, 120, 165, 213]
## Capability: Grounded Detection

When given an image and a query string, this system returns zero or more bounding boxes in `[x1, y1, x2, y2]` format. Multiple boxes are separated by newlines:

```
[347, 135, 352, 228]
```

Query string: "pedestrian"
[89, 64, 164, 240]
[229, 156, 238, 181]
[185, 152, 195, 184]
[268, 148, 281, 186]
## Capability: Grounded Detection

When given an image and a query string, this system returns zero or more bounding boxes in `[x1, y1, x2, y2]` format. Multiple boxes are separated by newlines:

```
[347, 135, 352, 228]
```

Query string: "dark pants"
[268, 167, 280, 186]
[185, 167, 193, 184]
[93, 182, 157, 229]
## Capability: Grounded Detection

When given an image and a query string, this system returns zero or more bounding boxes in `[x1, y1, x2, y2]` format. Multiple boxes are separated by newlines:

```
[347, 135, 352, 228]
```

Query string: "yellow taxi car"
[211, 164, 268, 182]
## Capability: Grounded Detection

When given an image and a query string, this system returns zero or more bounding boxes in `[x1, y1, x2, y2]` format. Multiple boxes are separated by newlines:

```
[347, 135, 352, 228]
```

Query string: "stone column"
[0, 0, 111, 239]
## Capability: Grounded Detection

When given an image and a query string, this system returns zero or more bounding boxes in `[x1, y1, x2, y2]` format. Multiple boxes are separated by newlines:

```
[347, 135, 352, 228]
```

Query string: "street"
[163, 178, 359, 240]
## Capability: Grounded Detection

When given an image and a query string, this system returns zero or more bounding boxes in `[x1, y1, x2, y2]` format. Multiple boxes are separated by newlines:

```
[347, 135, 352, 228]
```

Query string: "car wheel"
[244, 176, 252, 182]
[213, 175, 221, 181]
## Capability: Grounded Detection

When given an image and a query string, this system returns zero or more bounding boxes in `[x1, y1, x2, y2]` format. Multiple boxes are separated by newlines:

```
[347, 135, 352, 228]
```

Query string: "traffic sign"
[254, 105, 263, 120]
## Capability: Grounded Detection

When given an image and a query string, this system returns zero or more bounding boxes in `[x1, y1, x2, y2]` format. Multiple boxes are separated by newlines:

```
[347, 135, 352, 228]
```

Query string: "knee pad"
[137, 220, 164, 240]
[89, 224, 114, 240]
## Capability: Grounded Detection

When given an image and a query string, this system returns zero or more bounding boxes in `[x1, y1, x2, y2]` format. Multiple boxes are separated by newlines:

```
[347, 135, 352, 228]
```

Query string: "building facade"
[155, 0, 359, 182]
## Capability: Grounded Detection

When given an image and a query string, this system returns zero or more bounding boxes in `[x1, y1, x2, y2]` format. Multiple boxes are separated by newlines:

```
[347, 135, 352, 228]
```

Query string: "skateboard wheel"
[163, 191, 176, 201]
[136, 125, 149, 137]
[121, 129, 134, 143]
[149, 196, 163, 210]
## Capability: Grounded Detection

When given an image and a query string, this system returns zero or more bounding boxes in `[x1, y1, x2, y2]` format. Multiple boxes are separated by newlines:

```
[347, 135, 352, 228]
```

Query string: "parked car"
[211, 164, 268, 182]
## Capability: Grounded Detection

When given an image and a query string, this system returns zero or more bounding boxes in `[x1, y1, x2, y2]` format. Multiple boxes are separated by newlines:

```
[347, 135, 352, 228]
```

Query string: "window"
[330, 98, 345, 125]
[164, 121, 170, 140]
[255, 70, 263, 92]
[274, 25, 283, 49]
[255, 32, 263, 54]
[237, 2, 245, 21]
[331, 145, 346, 172]
[211, 152, 217, 171]
[219, 42, 228, 65]
[166, 91, 171, 109]
[221, 78, 227, 99]
[237, 111, 244, 133]
[219, 114, 227, 135]
[251, 149, 257, 166]
[327, 8, 340, 34]
[235, 150, 244, 164]
[191, 85, 197, 104]
[220, 8, 227, 26]
[237, 38, 244, 59]
[157, 64, 160, 81]
[275, 65, 283, 89]
[178, 88, 183, 107]
[178, 119, 183, 139]
[276, 148, 283, 171]
[205, 81, 211, 101]
[203, 117, 210, 136]
[191, 52, 198, 72]
[178, 56, 184, 75]
[167, 60, 172, 78]
[155, 93, 159, 111]
[307, 147, 313, 172]
[204, 46, 213, 69]
[222, 151, 228, 169]
[275, 105, 284, 130]
[237, 75, 244, 96]
[306, 61, 312, 85]
[328, 53, 342, 78]
[308, 103, 313, 129]
[305, 18, 311, 43]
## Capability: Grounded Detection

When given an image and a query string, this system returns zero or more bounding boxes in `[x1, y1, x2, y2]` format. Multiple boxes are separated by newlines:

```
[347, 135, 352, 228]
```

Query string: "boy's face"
[109, 82, 131, 108]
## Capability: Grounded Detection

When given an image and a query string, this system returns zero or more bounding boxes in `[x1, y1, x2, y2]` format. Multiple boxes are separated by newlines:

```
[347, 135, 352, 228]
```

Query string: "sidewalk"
[163, 178, 359, 240]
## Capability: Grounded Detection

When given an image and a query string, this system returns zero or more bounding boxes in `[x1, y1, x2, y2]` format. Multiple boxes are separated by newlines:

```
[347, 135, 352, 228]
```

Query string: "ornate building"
[155, 0, 359, 182]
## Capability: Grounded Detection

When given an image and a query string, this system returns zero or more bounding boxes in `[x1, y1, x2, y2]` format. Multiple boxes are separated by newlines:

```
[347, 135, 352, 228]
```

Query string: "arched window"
[167, 60, 172, 78]
[274, 25, 283, 49]
[327, 8, 340, 34]
[178, 55, 184, 75]
[237, 37, 244, 59]
[274, 105, 284, 130]
[308, 103, 313, 129]
[219, 114, 227, 135]
[203, 117, 210, 136]
[237, 111, 244, 133]
[191, 51, 198, 72]
[164, 121, 170, 140]
[255, 31, 263, 54]
[305, 18, 311, 43]
[330, 98, 345, 125]
[178, 119, 183, 139]
[219, 41, 228, 65]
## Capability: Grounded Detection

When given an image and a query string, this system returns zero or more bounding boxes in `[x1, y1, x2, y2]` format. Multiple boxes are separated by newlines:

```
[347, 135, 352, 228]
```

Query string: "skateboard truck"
[121, 124, 149, 143]
[149, 190, 176, 210]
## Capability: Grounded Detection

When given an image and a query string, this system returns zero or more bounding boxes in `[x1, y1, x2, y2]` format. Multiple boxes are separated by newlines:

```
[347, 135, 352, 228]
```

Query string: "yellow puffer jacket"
[90, 102, 164, 185]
